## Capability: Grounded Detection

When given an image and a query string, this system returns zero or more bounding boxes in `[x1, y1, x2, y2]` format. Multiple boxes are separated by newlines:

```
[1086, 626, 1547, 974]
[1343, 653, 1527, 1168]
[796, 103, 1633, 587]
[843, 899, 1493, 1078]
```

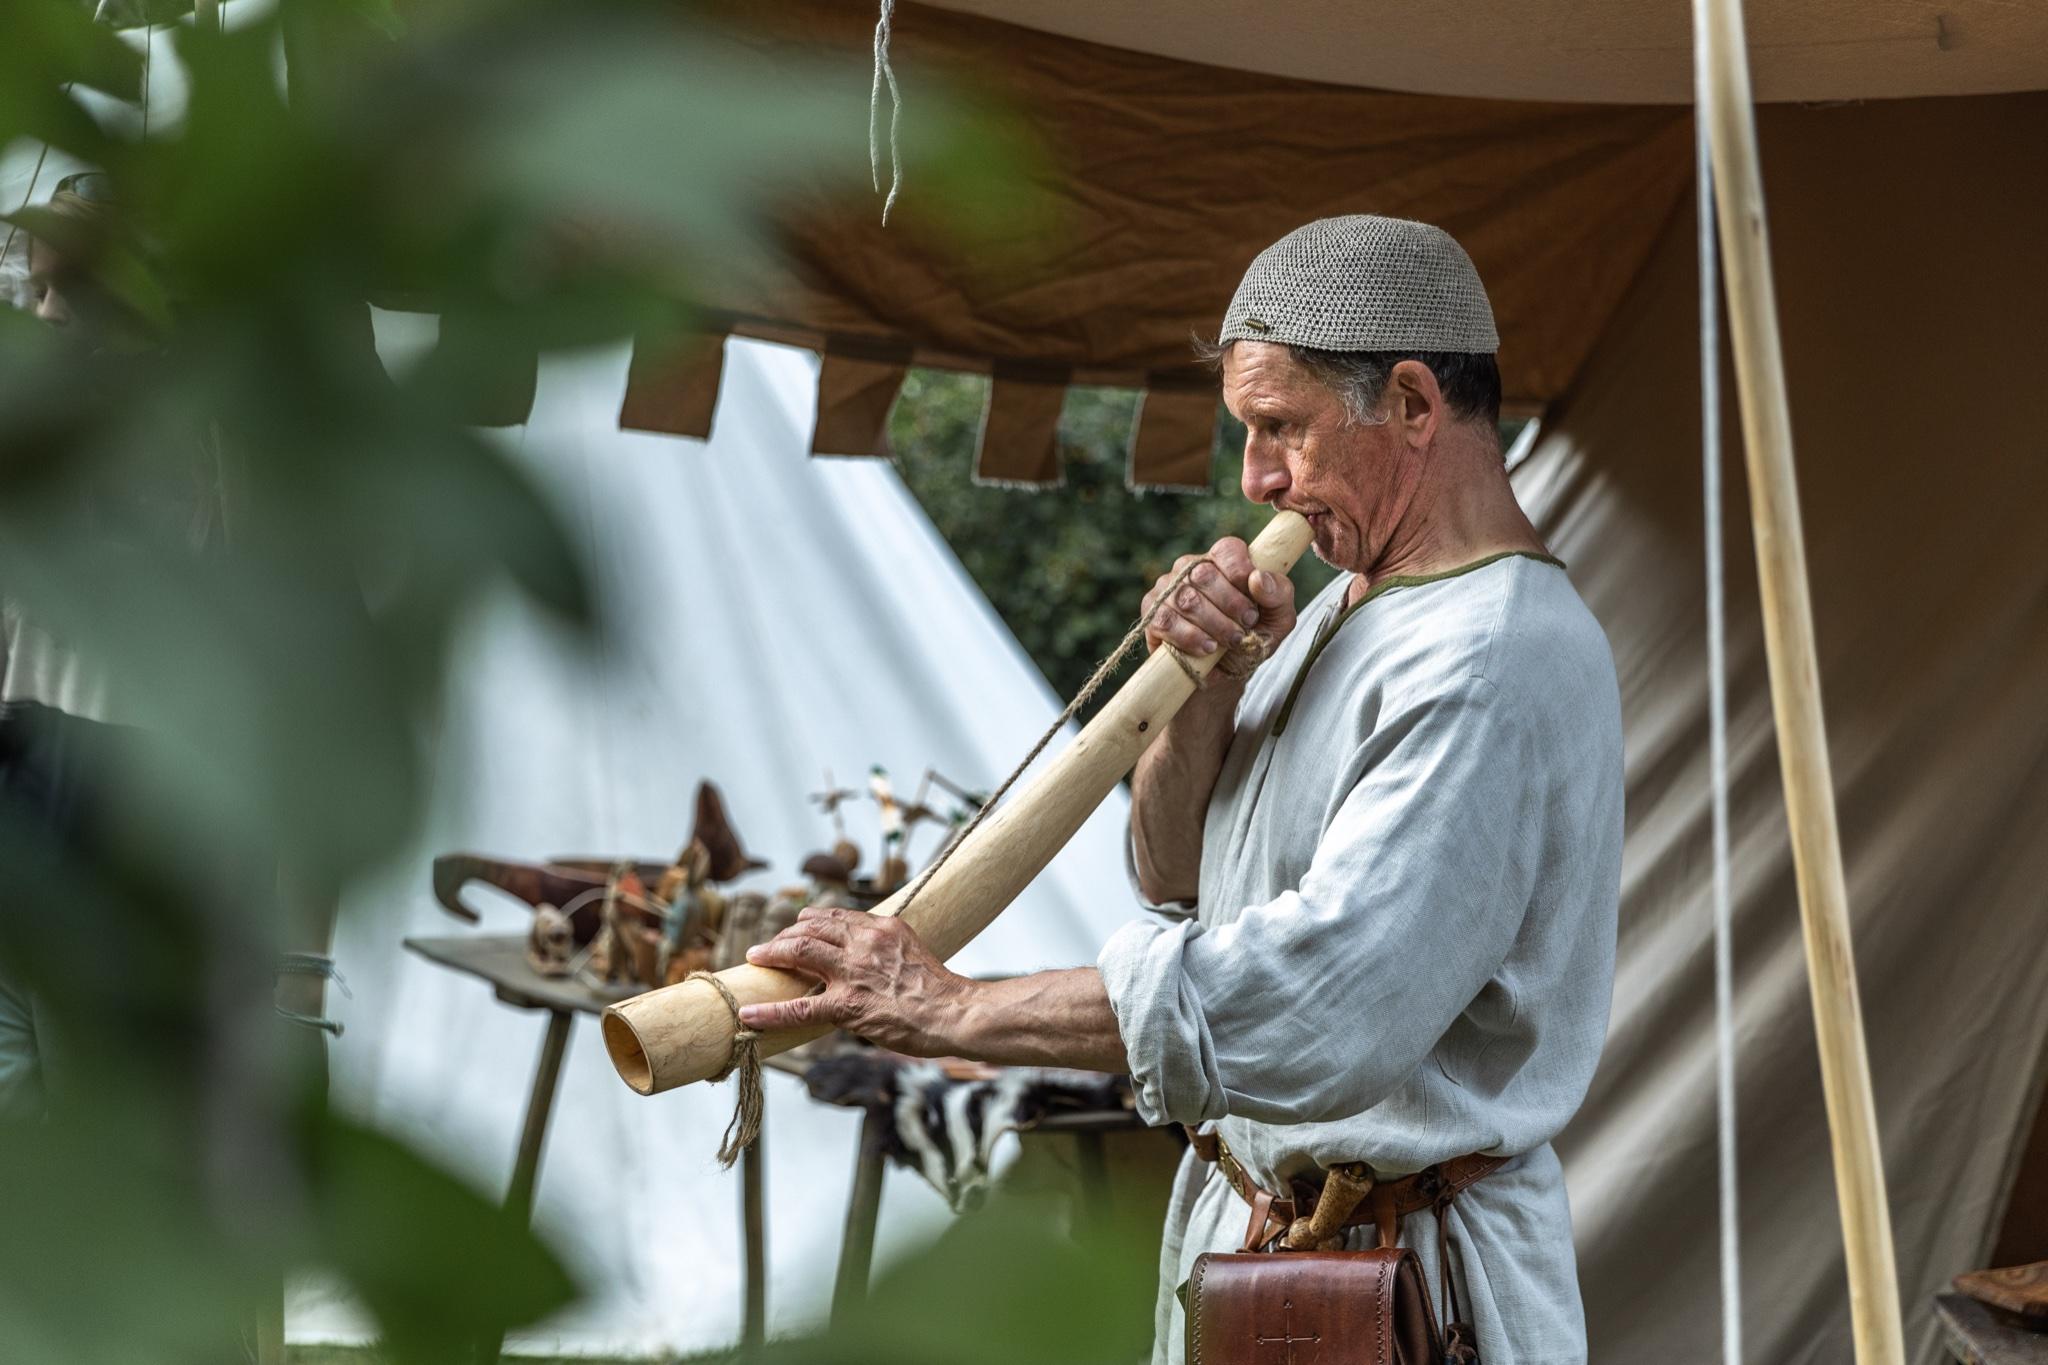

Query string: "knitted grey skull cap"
[1219, 215, 1500, 355]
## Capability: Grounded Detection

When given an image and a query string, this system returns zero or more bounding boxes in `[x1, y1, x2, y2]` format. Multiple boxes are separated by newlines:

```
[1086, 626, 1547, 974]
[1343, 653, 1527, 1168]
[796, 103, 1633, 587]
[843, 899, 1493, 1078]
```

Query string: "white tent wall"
[290, 332, 1139, 1355]
[1524, 94, 2048, 1364]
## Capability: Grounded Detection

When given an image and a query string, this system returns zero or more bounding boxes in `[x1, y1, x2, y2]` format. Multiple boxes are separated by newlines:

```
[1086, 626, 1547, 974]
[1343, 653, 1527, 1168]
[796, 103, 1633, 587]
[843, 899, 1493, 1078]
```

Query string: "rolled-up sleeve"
[1100, 676, 1540, 1128]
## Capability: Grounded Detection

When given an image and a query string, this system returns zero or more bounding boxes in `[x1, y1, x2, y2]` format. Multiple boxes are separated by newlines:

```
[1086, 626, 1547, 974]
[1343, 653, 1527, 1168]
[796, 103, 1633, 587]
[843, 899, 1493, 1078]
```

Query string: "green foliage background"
[887, 371, 1340, 710]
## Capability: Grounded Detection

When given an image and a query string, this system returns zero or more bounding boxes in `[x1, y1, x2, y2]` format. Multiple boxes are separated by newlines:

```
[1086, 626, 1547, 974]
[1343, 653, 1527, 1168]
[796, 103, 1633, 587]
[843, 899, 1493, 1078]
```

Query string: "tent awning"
[609, 0, 1693, 487]
[921, 0, 2048, 105]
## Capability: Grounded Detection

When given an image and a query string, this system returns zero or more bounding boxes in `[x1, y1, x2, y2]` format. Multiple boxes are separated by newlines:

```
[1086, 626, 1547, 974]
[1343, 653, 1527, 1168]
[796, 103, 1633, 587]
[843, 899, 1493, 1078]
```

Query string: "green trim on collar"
[1268, 550, 1565, 738]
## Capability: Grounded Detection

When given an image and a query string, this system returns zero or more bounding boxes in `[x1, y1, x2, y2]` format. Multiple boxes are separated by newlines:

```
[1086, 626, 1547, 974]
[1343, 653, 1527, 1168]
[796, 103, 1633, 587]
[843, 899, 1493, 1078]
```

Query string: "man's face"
[1221, 341, 1424, 572]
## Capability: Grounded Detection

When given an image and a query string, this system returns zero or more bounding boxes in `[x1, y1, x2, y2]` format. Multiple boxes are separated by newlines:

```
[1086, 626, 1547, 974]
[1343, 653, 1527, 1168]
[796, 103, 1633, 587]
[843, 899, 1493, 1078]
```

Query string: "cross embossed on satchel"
[1257, 1297, 1321, 1362]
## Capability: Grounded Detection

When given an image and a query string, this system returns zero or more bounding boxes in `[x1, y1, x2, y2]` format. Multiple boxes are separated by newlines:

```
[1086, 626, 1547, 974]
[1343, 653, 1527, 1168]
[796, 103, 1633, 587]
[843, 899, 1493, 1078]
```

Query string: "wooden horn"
[601, 509, 1314, 1095]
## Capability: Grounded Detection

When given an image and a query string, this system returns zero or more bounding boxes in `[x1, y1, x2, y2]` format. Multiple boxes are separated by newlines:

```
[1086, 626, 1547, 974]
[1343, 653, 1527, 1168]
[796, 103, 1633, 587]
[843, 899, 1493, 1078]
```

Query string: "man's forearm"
[944, 967, 1129, 1073]
[1130, 680, 1241, 903]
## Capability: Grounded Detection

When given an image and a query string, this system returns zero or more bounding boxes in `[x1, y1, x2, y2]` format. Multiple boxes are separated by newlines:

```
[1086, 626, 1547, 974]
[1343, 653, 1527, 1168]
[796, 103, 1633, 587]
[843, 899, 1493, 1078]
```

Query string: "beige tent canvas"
[602, 4, 2047, 1360]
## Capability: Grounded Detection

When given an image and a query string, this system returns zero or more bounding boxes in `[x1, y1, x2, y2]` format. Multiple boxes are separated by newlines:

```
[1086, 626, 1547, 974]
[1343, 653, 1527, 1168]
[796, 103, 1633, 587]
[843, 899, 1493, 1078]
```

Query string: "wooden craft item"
[432, 854, 670, 928]
[692, 781, 769, 882]
[601, 509, 1313, 1095]
[1957, 1262, 2048, 1321]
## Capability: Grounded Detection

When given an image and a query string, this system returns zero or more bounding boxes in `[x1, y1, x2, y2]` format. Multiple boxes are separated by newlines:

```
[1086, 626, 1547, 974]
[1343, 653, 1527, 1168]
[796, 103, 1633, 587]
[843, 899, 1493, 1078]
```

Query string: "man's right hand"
[1141, 535, 1297, 663]
[1130, 535, 1296, 905]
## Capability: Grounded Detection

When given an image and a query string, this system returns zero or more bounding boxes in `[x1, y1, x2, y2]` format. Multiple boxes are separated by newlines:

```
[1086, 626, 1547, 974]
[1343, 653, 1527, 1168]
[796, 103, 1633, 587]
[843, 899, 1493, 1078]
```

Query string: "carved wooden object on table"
[1959, 1263, 2048, 1321]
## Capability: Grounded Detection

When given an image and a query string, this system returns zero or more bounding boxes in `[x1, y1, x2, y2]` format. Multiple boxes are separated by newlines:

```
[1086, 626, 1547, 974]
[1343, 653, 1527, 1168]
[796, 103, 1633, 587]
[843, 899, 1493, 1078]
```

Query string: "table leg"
[832, 1106, 890, 1325]
[481, 1008, 572, 1365]
[740, 1117, 767, 1355]
[505, 1010, 573, 1224]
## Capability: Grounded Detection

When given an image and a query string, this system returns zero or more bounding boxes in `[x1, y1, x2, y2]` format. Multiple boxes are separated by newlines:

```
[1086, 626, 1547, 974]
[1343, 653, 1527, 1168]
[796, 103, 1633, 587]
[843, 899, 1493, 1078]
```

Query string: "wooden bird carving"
[691, 781, 767, 883]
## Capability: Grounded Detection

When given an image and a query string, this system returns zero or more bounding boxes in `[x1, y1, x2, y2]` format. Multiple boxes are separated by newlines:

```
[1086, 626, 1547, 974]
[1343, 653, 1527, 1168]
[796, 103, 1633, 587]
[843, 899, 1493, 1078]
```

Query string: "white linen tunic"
[1099, 554, 1624, 1365]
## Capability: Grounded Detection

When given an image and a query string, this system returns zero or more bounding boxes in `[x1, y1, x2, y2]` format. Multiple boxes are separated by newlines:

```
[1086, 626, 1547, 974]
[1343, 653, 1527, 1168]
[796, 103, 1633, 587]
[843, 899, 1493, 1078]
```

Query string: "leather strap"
[1370, 1182, 1400, 1251]
[1240, 1187, 1277, 1254]
[1187, 1125, 1506, 1246]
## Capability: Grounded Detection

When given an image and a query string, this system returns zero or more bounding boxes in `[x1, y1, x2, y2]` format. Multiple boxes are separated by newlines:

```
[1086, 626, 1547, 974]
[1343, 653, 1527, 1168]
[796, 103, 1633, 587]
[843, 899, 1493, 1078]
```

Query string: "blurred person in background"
[0, 172, 337, 1131]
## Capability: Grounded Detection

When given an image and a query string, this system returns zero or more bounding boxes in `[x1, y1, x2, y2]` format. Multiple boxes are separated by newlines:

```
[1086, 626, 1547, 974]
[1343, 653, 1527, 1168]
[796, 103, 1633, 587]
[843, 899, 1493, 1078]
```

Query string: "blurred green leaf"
[766, 1203, 1158, 1365]
[0, 1, 1046, 1359]
[307, 1116, 578, 1363]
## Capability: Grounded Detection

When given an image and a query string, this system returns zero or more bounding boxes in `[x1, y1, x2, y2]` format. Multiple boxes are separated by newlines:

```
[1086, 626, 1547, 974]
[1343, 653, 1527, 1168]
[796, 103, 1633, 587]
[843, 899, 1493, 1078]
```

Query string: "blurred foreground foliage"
[0, 1, 1034, 1361]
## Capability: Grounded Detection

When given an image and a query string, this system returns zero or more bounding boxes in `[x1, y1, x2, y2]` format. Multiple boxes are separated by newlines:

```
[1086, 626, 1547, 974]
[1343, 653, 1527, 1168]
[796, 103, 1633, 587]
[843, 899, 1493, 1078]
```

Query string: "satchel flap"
[1187, 1250, 1406, 1365]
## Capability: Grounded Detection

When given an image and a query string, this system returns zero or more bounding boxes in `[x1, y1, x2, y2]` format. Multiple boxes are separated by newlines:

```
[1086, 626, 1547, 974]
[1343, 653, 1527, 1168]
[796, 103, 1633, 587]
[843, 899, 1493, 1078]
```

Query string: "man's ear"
[1389, 359, 1442, 449]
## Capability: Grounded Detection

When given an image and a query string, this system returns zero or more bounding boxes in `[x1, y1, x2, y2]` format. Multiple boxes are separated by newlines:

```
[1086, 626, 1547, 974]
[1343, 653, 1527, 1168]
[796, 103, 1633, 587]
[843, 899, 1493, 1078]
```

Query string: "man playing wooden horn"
[740, 216, 1624, 1365]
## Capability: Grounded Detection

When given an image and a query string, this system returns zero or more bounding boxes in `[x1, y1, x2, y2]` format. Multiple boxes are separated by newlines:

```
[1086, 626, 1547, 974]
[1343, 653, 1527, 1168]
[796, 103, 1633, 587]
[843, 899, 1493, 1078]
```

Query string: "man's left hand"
[737, 906, 970, 1056]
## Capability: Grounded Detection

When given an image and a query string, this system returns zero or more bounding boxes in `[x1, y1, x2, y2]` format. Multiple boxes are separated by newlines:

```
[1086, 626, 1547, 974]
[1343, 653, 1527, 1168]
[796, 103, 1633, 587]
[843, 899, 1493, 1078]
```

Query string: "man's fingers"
[746, 933, 842, 975]
[1209, 536, 1253, 583]
[782, 913, 850, 945]
[1248, 568, 1296, 628]
[1144, 541, 1275, 655]
[1170, 581, 1247, 651]
[737, 990, 842, 1033]
[1189, 562, 1259, 628]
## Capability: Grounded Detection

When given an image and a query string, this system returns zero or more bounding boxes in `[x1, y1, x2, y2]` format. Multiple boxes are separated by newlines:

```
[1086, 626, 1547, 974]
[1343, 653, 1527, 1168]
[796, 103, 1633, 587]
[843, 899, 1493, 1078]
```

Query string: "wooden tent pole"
[1695, 2, 1906, 1362]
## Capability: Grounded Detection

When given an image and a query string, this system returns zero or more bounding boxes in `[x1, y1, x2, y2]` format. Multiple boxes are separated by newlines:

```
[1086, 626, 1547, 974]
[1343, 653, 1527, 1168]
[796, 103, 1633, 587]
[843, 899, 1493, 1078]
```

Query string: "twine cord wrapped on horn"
[690, 970, 764, 1168]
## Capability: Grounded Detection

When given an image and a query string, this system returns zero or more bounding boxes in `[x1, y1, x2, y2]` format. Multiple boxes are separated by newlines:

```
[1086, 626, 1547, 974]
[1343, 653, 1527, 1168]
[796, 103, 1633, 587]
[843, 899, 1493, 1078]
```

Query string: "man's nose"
[1241, 436, 1289, 506]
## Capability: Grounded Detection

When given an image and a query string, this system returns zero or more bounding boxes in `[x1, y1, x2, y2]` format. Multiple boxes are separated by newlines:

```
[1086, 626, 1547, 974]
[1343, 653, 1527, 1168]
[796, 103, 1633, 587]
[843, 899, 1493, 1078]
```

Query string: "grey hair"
[1194, 336, 1503, 430]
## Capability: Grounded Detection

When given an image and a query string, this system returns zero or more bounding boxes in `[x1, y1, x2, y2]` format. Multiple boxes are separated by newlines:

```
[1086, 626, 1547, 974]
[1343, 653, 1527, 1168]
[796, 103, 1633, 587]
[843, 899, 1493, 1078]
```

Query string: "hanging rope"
[869, 0, 901, 224]
[1694, 0, 1742, 1357]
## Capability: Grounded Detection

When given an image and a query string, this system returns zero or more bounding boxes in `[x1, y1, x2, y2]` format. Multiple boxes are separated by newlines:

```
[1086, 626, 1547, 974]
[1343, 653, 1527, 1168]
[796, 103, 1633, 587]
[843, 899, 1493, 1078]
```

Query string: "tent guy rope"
[1692, 3, 1741, 1358]
[1692, 0, 1906, 1361]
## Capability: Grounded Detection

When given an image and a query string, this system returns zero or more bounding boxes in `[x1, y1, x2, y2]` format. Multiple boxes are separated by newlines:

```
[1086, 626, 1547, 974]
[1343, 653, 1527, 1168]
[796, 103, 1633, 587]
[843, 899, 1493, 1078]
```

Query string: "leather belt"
[1185, 1126, 1506, 1253]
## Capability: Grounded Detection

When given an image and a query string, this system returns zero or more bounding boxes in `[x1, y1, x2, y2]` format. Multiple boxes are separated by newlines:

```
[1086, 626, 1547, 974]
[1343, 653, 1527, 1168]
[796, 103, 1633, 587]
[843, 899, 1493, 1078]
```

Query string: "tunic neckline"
[1268, 549, 1566, 738]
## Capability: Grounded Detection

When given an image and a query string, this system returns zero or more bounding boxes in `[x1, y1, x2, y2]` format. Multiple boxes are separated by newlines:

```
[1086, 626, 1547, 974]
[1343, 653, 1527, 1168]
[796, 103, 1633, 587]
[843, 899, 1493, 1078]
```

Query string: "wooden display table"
[407, 934, 1170, 1356]
[404, 934, 770, 1361]
[1936, 1293, 2048, 1365]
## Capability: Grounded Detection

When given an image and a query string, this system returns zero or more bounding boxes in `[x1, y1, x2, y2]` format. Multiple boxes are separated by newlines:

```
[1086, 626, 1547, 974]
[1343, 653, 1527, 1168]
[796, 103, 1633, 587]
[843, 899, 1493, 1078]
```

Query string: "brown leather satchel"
[1186, 1247, 1442, 1365]
[1183, 1130, 1501, 1365]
